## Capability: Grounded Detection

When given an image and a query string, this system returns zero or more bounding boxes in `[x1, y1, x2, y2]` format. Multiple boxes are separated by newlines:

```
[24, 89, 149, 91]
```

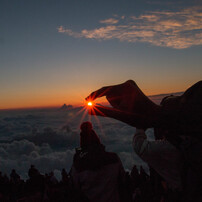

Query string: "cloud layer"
[0, 108, 146, 178]
[58, 6, 202, 49]
[0, 93, 175, 179]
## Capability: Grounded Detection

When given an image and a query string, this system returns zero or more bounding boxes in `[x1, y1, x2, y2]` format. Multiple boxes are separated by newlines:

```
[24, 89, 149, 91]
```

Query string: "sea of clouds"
[0, 93, 182, 180]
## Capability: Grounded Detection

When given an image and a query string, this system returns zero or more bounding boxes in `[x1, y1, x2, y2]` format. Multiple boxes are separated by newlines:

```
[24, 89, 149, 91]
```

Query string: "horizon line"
[0, 91, 184, 111]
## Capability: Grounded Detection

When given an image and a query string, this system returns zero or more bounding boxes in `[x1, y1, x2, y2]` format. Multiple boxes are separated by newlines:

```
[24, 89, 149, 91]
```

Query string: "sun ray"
[89, 106, 107, 137]
[78, 107, 89, 127]
[65, 105, 86, 124]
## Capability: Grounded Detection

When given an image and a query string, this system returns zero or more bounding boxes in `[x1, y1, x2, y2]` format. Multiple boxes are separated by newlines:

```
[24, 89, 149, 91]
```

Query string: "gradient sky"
[1, 0, 202, 109]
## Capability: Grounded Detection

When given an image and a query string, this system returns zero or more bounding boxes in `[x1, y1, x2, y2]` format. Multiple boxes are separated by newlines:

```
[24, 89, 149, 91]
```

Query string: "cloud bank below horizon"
[0, 107, 147, 179]
[0, 93, 183, 179]
[58, 6, 202, 49]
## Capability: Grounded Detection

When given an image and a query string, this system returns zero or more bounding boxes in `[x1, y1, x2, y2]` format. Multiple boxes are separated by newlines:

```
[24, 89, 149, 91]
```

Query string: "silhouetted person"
[86, 80, 202, 202]
[70, 121, 128, 202]
[0, 171, 3, 182]
[137, 166, 150, 201]
[26, 165, 45, 200]
[0, 173, 10, 201]
[130, 165, 140, 189]
[10, 169, 22, 200]
[61, 168, 69, 183]
[139, 166, 148, 182]
[133, 128, 183, 192]
[150, 167, 166, 202]
[10, 169, 20, 183]
[49, 171, 58, 185]
[80, 121, 101, 148]
[28, 165, 40, 179]
[3, 174, 9, 184]
[0, 172, 4, 196]
[131, 165, 139, 178]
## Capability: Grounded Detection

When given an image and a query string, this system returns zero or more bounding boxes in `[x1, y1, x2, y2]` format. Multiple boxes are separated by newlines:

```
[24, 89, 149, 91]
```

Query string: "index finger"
[85, 86, 112, 101]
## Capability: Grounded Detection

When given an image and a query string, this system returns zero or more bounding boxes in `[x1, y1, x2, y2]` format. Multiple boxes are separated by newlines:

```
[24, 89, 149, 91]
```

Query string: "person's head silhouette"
[80, 121, 101, 148]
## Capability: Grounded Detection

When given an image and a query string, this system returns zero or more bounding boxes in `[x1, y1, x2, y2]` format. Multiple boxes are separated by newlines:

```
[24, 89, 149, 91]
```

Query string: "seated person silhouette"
[70, 121, 126, 202]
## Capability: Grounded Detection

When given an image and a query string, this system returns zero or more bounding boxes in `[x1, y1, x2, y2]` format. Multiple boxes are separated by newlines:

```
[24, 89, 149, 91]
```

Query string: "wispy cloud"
[100, 18, 119, 24]
[58, 6, 202, 49]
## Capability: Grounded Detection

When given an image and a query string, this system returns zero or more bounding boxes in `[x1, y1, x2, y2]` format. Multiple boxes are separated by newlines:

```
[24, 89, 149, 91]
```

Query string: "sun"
[87, 101, 93, 106]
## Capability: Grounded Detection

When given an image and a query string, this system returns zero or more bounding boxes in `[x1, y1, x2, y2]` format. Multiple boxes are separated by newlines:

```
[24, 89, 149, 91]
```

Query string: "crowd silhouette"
[0, 164, 181, 202]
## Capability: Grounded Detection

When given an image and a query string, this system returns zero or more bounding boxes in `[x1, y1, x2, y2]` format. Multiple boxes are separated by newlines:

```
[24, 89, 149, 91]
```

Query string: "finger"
[89, 105, 154, 128]
[86, 80, 136, 101]
[85, 80, 131, 101]
[85, 86, 112, 101]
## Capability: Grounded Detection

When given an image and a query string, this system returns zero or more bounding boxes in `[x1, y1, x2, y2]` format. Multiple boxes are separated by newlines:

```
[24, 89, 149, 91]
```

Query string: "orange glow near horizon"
[0, 80, 192, 110]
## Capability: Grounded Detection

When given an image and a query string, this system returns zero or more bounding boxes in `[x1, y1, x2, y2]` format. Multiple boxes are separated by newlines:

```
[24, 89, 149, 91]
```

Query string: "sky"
[1, 0, 202, 109]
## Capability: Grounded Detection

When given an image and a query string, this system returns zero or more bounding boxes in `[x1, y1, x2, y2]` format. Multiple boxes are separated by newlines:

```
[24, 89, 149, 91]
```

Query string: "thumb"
[88, 105, 152, 129]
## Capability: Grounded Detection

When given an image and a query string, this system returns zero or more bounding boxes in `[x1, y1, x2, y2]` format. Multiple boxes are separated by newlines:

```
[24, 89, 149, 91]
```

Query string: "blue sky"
[1, 0, 202, 109]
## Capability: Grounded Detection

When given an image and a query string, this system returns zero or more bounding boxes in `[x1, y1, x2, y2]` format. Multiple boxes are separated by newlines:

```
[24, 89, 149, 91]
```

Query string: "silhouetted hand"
[86, 80, 160, 128]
